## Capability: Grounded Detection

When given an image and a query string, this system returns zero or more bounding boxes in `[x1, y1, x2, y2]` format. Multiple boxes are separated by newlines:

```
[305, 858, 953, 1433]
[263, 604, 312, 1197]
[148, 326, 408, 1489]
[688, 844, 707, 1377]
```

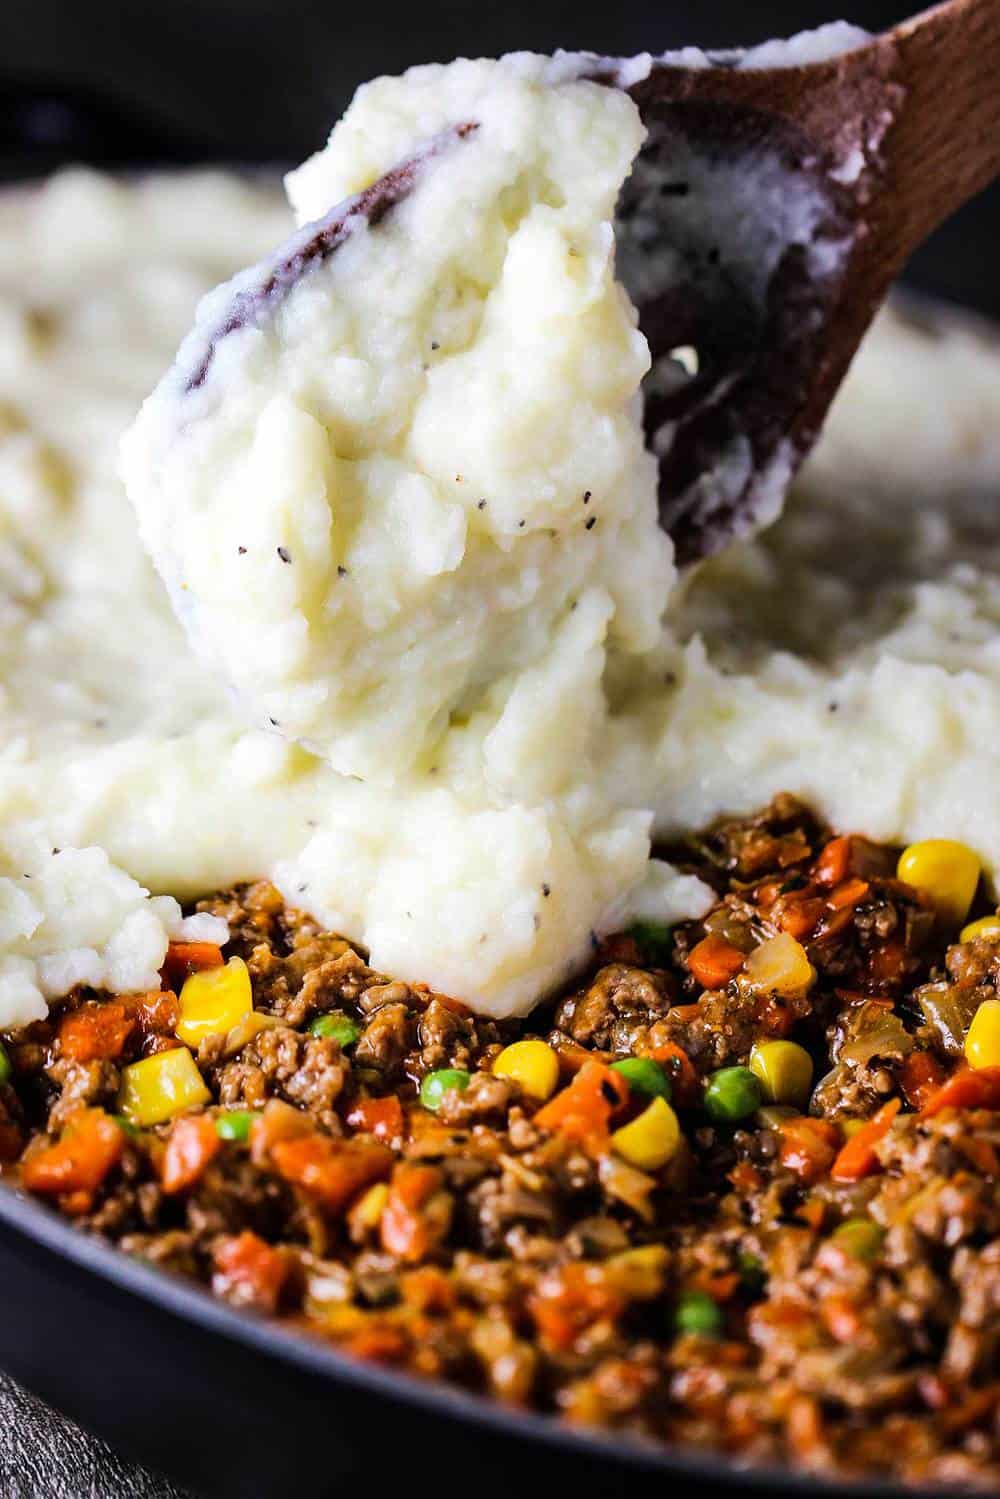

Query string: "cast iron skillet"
[0, 85, 979, 1499]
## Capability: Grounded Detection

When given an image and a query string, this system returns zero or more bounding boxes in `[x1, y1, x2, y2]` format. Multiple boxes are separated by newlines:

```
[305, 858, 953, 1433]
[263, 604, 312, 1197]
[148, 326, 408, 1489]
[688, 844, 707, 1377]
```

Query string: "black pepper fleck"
[542, 883, 551, 898]
[337, 566, 349, 578]
[237, 546, 247, 555]
[477, 499, 487, 510]
[585, 516, 596, 531]
[430, 341, 440, 350]
[277, 546, 292, 564]
[583, 491, 592, 504]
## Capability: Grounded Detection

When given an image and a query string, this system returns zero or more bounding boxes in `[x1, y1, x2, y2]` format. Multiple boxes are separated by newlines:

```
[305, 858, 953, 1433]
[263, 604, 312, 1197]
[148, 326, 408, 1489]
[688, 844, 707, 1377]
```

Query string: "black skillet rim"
[0, 1181, 953, 1499]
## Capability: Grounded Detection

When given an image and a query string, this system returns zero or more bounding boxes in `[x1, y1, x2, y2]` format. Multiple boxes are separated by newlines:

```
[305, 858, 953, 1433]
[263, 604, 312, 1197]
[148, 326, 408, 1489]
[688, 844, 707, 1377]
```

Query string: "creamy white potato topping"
[2, 67, 999, 1027]
[123, 60, 670, 786]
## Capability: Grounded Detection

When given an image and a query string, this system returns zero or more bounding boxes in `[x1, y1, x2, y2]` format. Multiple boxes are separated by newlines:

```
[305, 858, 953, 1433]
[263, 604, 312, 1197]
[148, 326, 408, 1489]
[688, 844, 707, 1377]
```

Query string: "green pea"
[832, 1217, 884, 1263]
[0, 1042, 12, 1087]
[419, 1068, 471, 1113]
[310, 1012, 361, 1048]
[674, 1289, 724, 1337]
[628, 920, 673, 965]
[703, 1066, 763, 1123]
[610, 1057, 672, 1101]
[215, 1110, 256, 1143]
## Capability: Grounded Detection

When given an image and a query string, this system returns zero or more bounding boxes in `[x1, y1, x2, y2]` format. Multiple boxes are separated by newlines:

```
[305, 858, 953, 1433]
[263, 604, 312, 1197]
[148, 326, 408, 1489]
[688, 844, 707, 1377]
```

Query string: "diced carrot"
[814, 836, 850, 887]
[828, 878, 870, 911]
[787, 1394, 827, 1466]
[249, 1098, 313, 1167]
[687, 935, 746, 989]
[795, 1197, 827, 1231]
[831, 1098, 901, 1181]
[814, 905, 856, 944]
[869, 939, 907, 985]
[161, 1114, 220, 1194]
[271, 1134, 392, 1213]
[958, 1135, 1000, 1175]
[822, 1294, 862, 1343]
[777, 898, 825, 940]
[528, 1262, 623, 1351]
[900, 1050, 947, 1109]
[532, 1058, 629, 1146]
[691, 1268, 741, 1302]
[400, 1265, 455, 1314]
[58, 1002, 134, 1064]
[644, 1038, 701, 1109]
[919, 1065, 1000, 1119]
[160, 941, 224, 992]
[21, 1109, 124, 1197]
[212, 1230, 288, 1314]
[60, 1189, 96, 1217]
[125, 989, 181, 1038]
[778, 1117, 841, 1185]
[381, 1163, 446, 1262]
[347, 1095, 404, 1143]
[345, 1324, 410, 1363]
[754, 879, 784, 911]
[727, 1160, 762, 1194]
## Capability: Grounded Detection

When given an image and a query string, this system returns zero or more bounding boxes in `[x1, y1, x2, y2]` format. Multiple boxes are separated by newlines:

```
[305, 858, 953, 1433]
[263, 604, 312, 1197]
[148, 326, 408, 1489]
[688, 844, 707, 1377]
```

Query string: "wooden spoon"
[606, 0, 1000, 561]
[177, 2, 999, 565]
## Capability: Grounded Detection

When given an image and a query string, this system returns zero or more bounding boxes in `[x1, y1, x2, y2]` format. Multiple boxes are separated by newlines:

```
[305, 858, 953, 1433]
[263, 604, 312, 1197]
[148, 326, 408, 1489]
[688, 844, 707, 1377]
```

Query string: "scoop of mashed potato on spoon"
[122, 58, 674, 787]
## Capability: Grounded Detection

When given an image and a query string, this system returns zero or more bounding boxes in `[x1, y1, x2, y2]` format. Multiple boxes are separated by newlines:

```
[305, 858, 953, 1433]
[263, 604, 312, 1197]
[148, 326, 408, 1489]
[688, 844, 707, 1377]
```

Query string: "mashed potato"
[1, 60, 999, 1029]
[123, 59, 671, 786]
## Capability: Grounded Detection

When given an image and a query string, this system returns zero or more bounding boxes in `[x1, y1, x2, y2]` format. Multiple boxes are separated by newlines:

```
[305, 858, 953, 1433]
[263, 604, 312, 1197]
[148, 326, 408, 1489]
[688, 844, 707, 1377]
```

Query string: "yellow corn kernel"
[965, 998, 1000, 1070]
[604, 1244, 670, 1298]
[120, 1047, 211, 1127]
[492, 1039, 560, 1101]
[897, 840, 980, 927]
[749, 1040, 814, 1108]
[959, 914, 1000, 944]
[176, 956, 253, 1047]
[350, 1181, 390, 1233]
[744, 933, 816, 997]
[611, 1095, 681, 1171]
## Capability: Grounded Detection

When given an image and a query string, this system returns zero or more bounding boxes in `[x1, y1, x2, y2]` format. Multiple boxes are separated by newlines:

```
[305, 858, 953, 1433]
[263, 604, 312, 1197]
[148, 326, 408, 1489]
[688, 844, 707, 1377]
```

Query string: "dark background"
[1, 0, 998, 315]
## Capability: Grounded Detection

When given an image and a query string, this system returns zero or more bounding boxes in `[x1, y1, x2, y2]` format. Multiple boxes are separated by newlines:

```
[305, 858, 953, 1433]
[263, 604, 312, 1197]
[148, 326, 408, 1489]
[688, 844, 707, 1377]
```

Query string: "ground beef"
[215, 1027, 347, 1130]
[354, 1003, 414, 1074]
[4, 796, 998, 1488]
[554, 963, 674, 1051]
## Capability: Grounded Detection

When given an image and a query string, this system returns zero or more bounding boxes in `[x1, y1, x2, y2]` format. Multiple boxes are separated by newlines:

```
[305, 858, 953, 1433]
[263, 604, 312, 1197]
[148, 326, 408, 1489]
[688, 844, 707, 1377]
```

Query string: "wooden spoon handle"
[881, 0, 1000, 259]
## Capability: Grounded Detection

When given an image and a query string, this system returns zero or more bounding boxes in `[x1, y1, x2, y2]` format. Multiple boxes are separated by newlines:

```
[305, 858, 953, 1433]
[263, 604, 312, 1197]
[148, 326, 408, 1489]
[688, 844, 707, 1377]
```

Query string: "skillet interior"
[0, 84, 994, 1499]
[0, 1182, 938, 1499]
